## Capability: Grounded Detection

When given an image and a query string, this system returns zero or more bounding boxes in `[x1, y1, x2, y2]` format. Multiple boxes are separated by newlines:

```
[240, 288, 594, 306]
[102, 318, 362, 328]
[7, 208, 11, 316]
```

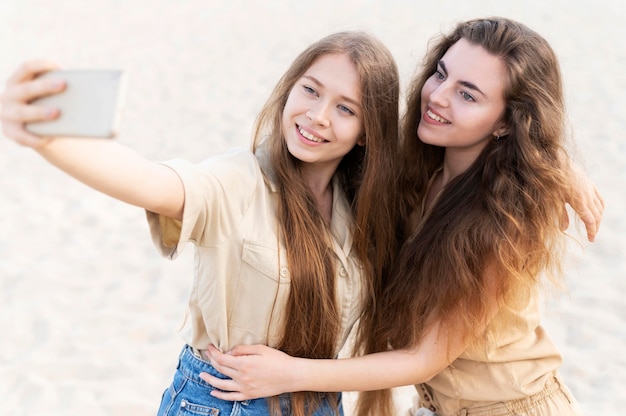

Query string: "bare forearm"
[36, 137, 184, 218]
[287, 321, 471, 393]
[292, 349, 441, 393]
[203, 320, 469, 400]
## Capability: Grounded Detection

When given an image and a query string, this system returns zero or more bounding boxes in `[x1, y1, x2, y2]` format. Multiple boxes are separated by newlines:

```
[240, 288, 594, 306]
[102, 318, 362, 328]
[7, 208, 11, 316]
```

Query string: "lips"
[425, 108, 451, 124]
[297, 125, 325, 143]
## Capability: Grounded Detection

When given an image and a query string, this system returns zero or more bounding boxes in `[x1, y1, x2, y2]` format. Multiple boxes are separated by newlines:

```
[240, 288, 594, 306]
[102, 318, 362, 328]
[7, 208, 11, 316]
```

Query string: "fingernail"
[50, 79, 65, 89]
[45, 108, 59, 118]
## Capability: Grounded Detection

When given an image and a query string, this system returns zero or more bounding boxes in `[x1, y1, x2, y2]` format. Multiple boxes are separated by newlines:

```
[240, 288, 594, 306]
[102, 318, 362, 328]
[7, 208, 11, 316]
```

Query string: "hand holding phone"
[26, 70, 128, 138]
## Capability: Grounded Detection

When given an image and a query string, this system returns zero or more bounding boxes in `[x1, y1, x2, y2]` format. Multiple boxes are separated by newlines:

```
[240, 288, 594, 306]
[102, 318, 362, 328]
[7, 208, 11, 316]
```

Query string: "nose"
[427, 81, 450, 107]
[306, 101, 331, 127]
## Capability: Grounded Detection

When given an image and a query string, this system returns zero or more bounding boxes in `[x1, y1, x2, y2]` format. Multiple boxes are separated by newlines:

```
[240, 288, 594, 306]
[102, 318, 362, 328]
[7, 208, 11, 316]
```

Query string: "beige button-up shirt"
[146, 147, 365, 354]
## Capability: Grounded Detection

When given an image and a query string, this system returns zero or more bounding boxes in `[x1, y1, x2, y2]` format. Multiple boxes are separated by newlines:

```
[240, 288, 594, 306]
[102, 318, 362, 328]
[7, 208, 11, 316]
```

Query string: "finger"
[1, 123, 53, 148]
[1, 100, 60, 124]
[199, 372, 240, 393]
[204, 345, 231, 367]
[595, 188, 606, 211]
[559, 206, 570, 231]
[204, 344, 220, 360]
[583, 186, 604, 241]
[6, 60, 61, 86]
[2, 76, 66, 107]
[586, 223, 597, 243]
[207, 344, 256, 369]
[575, 207, 595, 242]
[200, 373, 254, 401]
[210, 389, 247, 402]
[594, 189, 605, 230]
[206, 353, 241, 377]
[228, 344, 265, 356]
[212, 353, 245, 373]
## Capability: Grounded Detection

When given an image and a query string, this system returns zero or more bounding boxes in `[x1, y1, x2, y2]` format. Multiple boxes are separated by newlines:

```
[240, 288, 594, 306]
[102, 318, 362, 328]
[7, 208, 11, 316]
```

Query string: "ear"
[492, 122, 510, 138]
[356, 135, 366, 147]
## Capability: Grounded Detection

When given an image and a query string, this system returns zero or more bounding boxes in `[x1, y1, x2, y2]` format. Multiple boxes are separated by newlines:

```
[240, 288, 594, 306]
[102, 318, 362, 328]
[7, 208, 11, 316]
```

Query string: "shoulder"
[161, 148, 266, 201]
[161, 147, 258, 174]
[199, 147, 259, 171]
[199, 147, 265, 193]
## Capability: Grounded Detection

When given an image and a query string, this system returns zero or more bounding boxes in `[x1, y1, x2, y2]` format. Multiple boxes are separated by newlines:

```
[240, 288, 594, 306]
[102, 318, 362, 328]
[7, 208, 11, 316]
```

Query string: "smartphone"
[26, 70, 128, 138]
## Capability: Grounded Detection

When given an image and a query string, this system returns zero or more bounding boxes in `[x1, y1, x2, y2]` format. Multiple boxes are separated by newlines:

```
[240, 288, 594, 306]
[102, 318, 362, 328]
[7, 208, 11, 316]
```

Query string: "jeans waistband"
[176, 345, 230, 385]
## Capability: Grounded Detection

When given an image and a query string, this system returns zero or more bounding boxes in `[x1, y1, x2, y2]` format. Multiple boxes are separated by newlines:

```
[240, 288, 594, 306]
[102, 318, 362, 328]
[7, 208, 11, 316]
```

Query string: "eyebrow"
[438, 60, 487, 98]
[302, 74, 362, 109]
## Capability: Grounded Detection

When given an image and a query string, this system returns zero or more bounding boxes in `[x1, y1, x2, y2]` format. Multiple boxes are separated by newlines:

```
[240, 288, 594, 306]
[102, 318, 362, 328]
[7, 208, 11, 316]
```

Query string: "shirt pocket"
[241, 239, 290, 283]
[229, 239, 290, 345]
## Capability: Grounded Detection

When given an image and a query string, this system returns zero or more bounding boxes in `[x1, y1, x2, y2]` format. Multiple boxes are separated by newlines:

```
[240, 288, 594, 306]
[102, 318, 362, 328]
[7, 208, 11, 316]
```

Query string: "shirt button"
[280, 267, 289, 277]
[339, 267, 347, 277]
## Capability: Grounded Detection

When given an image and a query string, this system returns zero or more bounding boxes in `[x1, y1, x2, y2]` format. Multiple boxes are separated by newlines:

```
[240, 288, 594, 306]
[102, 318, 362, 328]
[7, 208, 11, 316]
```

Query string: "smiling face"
[418, 38, 508, 170]
[281, 53, 364, 175]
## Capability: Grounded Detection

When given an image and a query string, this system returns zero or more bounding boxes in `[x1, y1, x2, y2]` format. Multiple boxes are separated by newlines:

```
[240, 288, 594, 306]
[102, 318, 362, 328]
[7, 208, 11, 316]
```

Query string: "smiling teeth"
[299, 127, 324, 142]
[426, 109, 450, 124]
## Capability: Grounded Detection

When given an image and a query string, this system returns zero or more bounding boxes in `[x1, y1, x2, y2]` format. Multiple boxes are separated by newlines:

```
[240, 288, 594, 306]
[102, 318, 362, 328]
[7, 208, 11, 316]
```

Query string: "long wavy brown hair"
[252, 31, 400, 416]
[356, 17, 573, 415]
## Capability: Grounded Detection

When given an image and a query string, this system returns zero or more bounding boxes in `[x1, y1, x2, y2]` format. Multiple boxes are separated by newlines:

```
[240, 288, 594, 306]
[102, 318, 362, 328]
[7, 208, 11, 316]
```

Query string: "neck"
[440, 147, 481, 187]
[300, 165, 335, 226]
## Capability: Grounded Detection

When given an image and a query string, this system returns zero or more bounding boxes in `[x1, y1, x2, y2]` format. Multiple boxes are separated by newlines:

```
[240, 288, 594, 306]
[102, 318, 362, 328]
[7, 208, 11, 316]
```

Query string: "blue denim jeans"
[157, 345, 343, 415]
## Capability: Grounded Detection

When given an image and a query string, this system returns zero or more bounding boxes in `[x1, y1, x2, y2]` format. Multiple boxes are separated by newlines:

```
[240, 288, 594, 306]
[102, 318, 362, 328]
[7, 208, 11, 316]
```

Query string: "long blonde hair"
[357, 17, 572, 415]
[253, 31, 400, 416]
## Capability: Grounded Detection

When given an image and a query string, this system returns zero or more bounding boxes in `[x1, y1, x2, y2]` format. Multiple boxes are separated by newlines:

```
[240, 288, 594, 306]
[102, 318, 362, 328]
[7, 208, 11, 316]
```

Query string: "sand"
[0, 1, 624, 415]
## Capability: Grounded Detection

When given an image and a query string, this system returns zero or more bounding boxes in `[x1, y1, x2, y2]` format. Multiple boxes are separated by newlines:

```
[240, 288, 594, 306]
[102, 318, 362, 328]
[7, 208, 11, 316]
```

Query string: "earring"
[494, 134, 501, 141]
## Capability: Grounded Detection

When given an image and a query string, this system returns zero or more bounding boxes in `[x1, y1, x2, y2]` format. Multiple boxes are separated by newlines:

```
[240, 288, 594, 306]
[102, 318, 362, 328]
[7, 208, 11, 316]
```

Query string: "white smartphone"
[26, 70, 128, 138]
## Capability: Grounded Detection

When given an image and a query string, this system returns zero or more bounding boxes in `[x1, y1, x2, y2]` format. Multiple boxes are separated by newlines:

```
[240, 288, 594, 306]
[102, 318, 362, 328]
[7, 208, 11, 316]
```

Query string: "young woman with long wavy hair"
[0, 31, 401, 416]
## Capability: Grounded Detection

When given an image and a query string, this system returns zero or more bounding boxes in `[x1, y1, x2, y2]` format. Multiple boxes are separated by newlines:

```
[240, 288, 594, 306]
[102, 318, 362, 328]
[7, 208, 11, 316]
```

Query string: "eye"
[337, 104, 355, 116]
[434, 69, 445, 80]
[460, 91, 475, 102]
[303, 85, 318, 96]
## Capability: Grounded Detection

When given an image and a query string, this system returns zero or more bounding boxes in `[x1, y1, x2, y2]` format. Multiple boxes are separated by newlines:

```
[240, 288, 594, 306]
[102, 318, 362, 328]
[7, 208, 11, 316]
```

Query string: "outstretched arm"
[1, 60, 184, 219]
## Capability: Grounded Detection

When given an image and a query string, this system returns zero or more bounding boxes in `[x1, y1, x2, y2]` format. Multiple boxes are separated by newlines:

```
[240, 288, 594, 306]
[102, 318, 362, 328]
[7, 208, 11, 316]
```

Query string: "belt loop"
[460, 409, 468, 416]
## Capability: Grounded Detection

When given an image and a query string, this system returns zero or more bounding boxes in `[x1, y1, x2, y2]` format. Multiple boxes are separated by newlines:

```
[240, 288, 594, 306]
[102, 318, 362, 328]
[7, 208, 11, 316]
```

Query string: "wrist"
[289, 356, 312, 392]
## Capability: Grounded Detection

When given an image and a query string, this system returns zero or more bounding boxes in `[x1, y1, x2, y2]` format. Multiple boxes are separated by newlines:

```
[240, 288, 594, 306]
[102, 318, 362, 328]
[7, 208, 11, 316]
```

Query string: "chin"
[416, 127, 433, 145]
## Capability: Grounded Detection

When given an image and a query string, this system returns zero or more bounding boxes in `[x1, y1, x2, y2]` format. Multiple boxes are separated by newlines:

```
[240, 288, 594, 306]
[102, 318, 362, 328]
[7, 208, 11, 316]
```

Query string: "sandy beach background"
[0, 1, 624, 415]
